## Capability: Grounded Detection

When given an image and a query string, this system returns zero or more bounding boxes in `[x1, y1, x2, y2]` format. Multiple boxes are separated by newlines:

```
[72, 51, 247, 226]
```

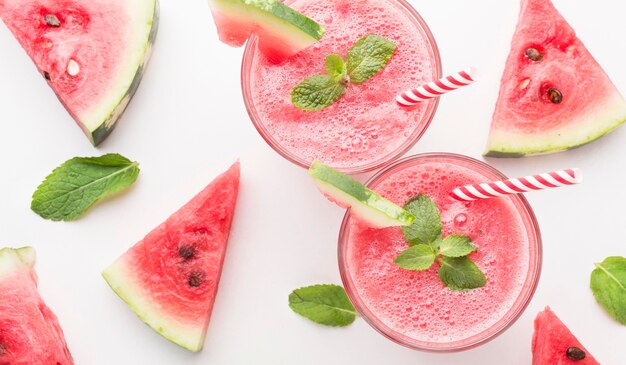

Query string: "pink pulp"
[242, 0, 440, 173]
[339, 154, 541, 351]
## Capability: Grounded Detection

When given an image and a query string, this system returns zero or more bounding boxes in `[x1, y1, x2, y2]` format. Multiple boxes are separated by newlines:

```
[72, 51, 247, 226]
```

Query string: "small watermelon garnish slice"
[485, 0, 626, 157]
[308, 161, 415, 228]
[532, 307, 600, 364]
[0, 0, 159, 146]
[0, 247, 74, 364]
[102, 162, 240, 352]
[208, 0, 325, 63]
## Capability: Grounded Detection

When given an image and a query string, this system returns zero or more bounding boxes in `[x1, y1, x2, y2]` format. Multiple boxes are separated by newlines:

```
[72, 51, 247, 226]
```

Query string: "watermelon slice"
[0, 0, 159, 146]
[102, 162, 240, 352]
[0, 247, 74, 364]
[208, 0, 324, 63]
[485, 0, 626, 157]
[532, 307, 600, 364]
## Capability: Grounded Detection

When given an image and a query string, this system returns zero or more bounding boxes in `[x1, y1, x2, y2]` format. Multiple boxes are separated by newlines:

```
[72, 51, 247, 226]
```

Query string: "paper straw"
[397, 67, 478, 106]
[450, 168, 582, 202]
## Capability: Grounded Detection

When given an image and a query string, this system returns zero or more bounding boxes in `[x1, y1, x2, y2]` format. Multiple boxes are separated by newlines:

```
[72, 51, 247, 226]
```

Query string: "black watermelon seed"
[548, 88, 563, 104]
[189, 272, 203, 287]
[43, 71, 51, 80]
[525, 48, 543, 62]
[44, 14, 61, 27]
[178, 245, 196, 260]
[566, 347, 586, 361]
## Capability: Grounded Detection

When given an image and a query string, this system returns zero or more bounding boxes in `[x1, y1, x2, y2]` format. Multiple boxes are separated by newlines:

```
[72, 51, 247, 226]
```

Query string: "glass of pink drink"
[241, 0, 441, 173]
[339, 153, 542, 352]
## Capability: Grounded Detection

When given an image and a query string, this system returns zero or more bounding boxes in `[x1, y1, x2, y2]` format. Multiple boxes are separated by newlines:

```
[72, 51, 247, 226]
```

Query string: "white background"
[0, 0, 624, 363]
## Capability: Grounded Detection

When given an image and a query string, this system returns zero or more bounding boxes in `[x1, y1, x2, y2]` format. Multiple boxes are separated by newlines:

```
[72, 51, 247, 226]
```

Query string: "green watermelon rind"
[81, 0, 159, 146]
[0, 247, 35, 277]
[485, 98, 626, 157]
[102, 260, 206, 352]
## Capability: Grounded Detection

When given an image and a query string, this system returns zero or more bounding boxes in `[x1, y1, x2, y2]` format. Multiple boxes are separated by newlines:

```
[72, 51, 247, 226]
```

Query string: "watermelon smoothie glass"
[339, 153, 542, 351]
[241, 0, 441, 173]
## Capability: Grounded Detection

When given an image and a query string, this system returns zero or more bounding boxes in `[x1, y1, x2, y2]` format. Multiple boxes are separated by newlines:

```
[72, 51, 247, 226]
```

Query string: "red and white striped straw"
[397, 67, 478, 106]
[450, 168, 582, 202]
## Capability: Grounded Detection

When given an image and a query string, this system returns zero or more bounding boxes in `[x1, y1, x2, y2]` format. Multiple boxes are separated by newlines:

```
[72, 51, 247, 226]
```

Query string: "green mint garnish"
[291, 34, 396, 111]
[394, 194, 487, 291]
[289, 284, 358, 327]
[31, 153, 140, 221]
[590, 256, 626, 325]
[401, 195, 442, 247]
[346, 34, 397, 84]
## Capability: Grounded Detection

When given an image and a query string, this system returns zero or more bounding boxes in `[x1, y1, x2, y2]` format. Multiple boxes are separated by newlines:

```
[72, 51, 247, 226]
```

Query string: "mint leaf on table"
[401, 194, 442, 247]
[590, 256, 626, 325]
[291, 74, 346, 111]
[291, 34, 396, 110]
[346, 34, 396, 84]
[438, 256, 487, 291]
[439, 235, 477, 258]
[325, 54, 347, 83]
[31, 153, 140, 221]
[289, 284, 358, 327]
[394, 244, 436, 270]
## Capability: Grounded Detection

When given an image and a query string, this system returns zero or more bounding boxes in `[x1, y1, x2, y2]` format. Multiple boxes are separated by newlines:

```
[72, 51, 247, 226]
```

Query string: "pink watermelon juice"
[242, 0, 440, 173]
[339, 154, 542, 351]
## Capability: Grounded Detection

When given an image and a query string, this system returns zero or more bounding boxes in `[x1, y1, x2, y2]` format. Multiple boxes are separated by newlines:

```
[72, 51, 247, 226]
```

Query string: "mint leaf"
[31, 154, 140, 221]
[591, 256, 626, 325]
[439, 235, 477, 258]
[289, 284, 358, 327]
[325, 54, 347, 83]
[402, 195, 442, 246]
[346, 34, 396, 84]
[291, 75, 346, 111]
[438, 256, 486, 291]
[394, 244, 436, 270]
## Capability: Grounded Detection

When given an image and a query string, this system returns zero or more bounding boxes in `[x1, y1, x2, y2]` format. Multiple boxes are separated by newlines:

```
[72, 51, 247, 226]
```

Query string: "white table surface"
[1, 0, 624, 363]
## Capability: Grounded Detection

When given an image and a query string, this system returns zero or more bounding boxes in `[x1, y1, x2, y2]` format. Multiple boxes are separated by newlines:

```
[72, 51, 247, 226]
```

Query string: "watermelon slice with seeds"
[102, 162, 240, 352]
[0, 247, 74, 364]
[532, 307, 600, 364]
[485, 0, 626, 157]
[0, 0, 159, 146]
[208, 0, 325, 63]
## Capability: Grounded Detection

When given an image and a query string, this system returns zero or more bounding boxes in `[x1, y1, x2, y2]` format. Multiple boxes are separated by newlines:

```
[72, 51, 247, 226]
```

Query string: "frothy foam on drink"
[345, 159, 533, 344]
[249, 0, 435, 170]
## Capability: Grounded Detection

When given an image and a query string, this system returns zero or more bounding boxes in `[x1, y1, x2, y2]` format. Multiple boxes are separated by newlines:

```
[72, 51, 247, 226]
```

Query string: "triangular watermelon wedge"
[485, 0, 626, 157]
[532, 307, 600, 364]
[102, 162, 240, 352]
[0, 0, 159, 146]
[0, 247, 74, 364]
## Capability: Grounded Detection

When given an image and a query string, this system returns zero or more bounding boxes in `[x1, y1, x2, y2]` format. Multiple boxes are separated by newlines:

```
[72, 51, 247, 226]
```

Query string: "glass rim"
[337, 152, 543, 352]
[240, 0, 443, 174]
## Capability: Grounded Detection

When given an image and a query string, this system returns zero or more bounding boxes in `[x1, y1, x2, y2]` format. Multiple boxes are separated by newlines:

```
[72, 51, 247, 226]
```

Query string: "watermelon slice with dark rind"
[208, 0, 324, 63]
[102, 162, 240, 352]
[532, 307, 600, 364]
[0, 0, 159, 146]
[485, 0, 626, 157]
[0, 247, 74, 365]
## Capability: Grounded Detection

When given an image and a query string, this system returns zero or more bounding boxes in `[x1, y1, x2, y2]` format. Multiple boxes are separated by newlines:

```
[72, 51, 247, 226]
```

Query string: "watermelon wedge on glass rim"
[0, 0, 159, 146]
[485, 0, 626, 157]
[0, 247, 74, 365]
[103, 162, 240, 352]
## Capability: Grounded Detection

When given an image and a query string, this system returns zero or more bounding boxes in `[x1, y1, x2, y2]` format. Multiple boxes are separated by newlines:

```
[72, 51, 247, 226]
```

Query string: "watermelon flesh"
[485, 0, 626, 157]
[532, 307, 600, 364]
[102, 162, 240, 352]
[0, 0, 159, 146]
[0, 247, 74, 365]
[208, 0, 325, 63]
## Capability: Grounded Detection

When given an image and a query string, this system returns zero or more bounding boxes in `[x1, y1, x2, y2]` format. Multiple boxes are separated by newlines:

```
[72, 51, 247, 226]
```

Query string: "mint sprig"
[289, 284, 358, 327]
[590, 256, 626, 325]
[31, 154, 140, 221]
[291, 34, 396, 110]
[394, 194, 487, 291]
